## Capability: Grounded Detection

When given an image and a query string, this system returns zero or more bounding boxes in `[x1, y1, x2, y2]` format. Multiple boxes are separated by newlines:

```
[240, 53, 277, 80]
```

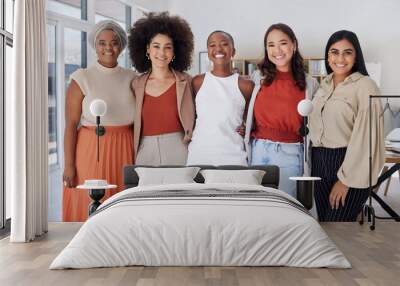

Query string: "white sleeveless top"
[187, 72, 247, 165]
[70, 61, 136, 126]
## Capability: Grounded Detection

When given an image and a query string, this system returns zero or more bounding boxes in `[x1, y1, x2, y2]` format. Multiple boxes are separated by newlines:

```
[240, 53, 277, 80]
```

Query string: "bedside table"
[289, 177, 321, 210]
[77, 184, 117, 215]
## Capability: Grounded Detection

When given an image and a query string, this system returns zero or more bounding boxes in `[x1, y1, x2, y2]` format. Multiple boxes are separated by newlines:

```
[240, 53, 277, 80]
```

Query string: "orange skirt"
[63, 125, 134, 222]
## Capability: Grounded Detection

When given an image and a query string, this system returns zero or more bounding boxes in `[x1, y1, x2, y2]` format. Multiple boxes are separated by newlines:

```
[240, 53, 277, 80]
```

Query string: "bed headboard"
[123, 165, 280, 189]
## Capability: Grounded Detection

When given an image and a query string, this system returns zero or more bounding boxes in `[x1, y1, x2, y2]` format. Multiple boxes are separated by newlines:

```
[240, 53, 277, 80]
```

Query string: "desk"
[385, 152, 400, 164]
[369, 152, 400, 220]
[381, 152, 400, 195]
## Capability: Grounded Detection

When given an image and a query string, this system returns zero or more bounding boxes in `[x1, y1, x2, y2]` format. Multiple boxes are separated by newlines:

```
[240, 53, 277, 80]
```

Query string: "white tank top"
[187, 72, 247, 165]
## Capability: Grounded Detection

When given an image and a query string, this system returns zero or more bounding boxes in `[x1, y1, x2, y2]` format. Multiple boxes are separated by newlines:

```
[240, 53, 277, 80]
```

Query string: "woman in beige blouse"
[309, 30, 384, 222]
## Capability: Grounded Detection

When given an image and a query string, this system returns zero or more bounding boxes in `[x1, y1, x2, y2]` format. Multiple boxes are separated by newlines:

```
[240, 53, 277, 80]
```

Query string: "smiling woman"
[62, 20, 137, 222]
[128, 12, 195, 166]
[186, 30, 254, 166]
[309, 30, 385, 222]
[245, 23, 319, 198]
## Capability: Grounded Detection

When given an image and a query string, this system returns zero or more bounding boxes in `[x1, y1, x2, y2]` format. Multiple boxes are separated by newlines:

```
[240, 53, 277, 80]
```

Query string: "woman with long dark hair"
[245, 23, 319, 197]
[309, 30, 384, 221]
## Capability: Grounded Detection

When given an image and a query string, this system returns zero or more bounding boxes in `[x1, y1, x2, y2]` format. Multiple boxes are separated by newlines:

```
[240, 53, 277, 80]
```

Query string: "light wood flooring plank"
[1, 222, 400, 286]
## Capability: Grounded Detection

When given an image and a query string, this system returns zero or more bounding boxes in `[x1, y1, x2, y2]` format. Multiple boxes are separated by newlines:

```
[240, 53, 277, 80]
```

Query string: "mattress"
[50, 183, 351, 269]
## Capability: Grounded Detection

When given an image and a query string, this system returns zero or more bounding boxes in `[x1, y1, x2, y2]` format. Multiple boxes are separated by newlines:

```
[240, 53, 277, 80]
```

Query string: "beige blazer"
[131, 70, 195, 157]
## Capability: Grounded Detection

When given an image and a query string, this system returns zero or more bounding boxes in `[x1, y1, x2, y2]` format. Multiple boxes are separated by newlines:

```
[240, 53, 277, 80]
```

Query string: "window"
[64, 28, 86, 90]
[48, 24, 57, 166]
[47, 0, 86, 20]
[1, 0, 14, 232]
[4, 44, 11, 221]
[95, 0, 127, 25]
[5, 0, 14, 33]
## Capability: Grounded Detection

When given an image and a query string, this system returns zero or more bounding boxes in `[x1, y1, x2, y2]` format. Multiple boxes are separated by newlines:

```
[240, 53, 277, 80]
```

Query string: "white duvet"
[50, 183, 351, 269]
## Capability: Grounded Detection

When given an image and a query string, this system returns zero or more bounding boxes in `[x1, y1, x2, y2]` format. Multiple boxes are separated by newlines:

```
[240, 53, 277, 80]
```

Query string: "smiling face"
[95, 30, 122, 68]
[327, 39, 356, 78]
[265, 29, 296, 72]
[147, 33, 174, 69]
[207, 32, 235, 66]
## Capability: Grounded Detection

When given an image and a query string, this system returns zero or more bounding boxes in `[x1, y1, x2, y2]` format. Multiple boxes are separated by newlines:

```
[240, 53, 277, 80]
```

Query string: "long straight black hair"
[258, 23, 306, 91]
[325, 30, 369, 76]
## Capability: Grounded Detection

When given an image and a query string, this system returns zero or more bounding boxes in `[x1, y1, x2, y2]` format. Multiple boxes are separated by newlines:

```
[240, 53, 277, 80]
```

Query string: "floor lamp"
[290, 99, 320, 210]
[89, 99, 107, 162]
[77, 99, 116, 216]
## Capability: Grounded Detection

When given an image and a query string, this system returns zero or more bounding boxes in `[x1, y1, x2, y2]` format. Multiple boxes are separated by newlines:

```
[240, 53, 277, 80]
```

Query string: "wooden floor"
[0, 222, 399, 286]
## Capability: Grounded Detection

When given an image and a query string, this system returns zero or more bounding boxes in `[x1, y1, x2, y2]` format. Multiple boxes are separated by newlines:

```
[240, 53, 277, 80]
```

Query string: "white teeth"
[274, 55, 284, 59]
[215, 54, 225, 58]
[336, 64, 345, 67]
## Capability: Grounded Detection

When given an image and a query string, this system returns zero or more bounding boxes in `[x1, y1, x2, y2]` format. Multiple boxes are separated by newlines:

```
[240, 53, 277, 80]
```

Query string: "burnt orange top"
[141, 83, 183, 136]
[252, 71, 305, 143]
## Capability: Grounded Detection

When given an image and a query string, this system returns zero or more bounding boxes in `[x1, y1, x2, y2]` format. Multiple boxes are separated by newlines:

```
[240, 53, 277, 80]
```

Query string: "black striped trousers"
[311, 147, 369, 222]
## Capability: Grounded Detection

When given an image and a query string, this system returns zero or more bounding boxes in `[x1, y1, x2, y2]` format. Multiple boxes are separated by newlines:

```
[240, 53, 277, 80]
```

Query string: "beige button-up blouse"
[309, 72, 384, 188]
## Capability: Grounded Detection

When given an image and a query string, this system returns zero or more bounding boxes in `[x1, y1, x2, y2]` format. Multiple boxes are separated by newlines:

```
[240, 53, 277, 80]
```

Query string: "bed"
[50, 165, 350, 269]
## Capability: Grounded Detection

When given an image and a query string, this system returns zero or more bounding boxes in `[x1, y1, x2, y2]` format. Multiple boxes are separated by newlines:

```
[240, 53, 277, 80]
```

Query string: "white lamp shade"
[90, 99, 107, 117]
[297, 99, 313, 116]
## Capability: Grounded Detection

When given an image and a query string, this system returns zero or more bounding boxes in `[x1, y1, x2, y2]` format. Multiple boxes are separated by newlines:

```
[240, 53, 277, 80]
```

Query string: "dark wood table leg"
[88, 189, 105, 216]
[296, 181, 315, 210]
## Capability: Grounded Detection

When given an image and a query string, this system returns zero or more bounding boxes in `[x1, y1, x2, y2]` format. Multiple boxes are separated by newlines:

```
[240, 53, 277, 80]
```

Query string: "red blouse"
[252, 71, 305, 143]
[141, 83, 183, 136]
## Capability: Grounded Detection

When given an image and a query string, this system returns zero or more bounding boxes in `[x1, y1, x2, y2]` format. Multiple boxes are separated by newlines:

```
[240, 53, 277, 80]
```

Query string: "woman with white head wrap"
[63, 20, 137, 222]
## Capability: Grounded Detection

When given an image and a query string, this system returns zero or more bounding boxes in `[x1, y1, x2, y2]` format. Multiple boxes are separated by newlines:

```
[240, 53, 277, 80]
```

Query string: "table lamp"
[89, 99, 107, 162]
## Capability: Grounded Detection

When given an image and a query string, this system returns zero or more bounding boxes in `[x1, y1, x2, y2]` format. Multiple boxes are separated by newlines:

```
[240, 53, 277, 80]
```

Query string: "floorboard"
[1, 221, 399, 286]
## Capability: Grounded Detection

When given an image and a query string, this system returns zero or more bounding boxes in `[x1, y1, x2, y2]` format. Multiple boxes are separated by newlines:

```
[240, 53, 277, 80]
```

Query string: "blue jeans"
[251, 138, 304, 198]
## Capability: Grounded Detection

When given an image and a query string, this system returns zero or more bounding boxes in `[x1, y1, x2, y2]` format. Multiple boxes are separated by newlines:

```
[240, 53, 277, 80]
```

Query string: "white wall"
[167, 0, 400, 96]
[133, 0, 169, 12]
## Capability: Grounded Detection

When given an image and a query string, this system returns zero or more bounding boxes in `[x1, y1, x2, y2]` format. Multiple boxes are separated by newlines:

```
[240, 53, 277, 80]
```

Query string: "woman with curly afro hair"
[128, 12, 195, 165]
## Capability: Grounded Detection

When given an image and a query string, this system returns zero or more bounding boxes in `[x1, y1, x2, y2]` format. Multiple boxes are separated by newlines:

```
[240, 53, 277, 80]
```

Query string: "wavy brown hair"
[258, 23, 306, 90]
[128, 12, 194, 73]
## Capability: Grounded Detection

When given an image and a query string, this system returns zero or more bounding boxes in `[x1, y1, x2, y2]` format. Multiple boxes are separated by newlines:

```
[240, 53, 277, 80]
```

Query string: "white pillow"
[135, 167, 200, 186]
[386, 128, 400, 142]
[200, 169, 266, 185]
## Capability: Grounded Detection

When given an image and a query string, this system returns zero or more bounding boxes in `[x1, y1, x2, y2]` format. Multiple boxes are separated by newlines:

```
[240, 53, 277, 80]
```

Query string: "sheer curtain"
[8, 0, 48, 242]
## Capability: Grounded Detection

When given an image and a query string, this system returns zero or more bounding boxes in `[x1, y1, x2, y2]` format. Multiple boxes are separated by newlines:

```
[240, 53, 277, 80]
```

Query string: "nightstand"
[77, 183, 117, 215]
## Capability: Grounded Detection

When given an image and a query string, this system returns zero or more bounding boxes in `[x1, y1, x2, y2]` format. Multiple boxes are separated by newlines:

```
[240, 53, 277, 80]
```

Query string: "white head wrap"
[88, 20, 127, 50]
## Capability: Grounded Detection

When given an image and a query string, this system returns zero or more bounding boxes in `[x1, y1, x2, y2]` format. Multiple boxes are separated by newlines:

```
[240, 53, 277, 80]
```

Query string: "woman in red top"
[128, 12, 195, 165]
[244, 23, 319, 197]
